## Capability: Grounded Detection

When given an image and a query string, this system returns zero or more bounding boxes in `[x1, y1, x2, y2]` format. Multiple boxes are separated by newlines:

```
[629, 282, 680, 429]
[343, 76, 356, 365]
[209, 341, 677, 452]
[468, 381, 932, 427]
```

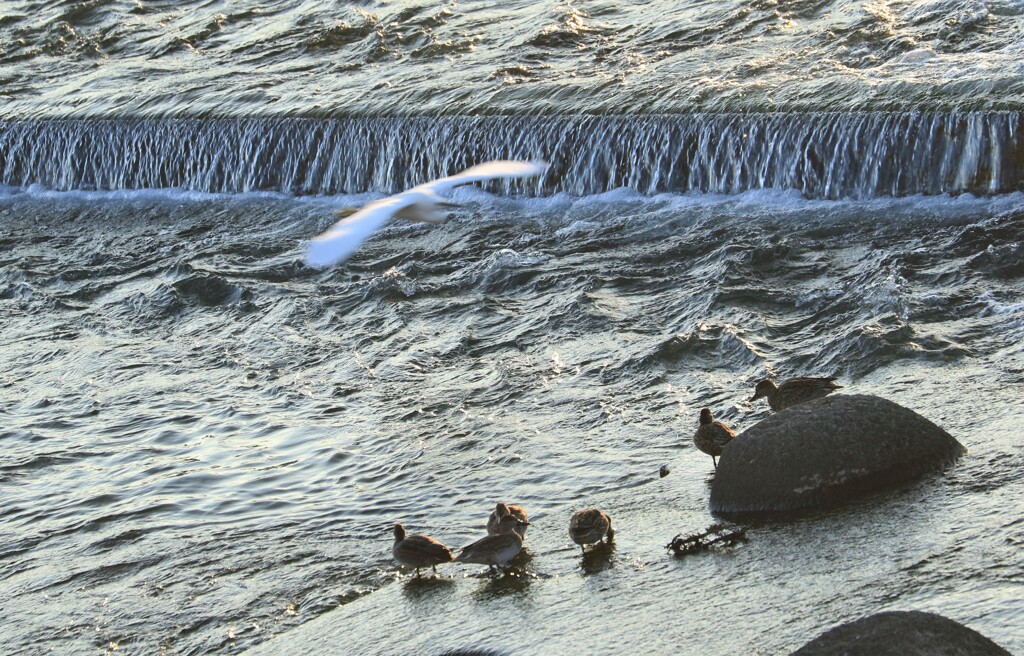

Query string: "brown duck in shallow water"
[750, 376, 842, 412]
[487, 502, 529, 539]
[693, 408, 735, 469]
[392, 523, 454, 578]
[456, 513, 529, 571]
[569, 508, 614, 553]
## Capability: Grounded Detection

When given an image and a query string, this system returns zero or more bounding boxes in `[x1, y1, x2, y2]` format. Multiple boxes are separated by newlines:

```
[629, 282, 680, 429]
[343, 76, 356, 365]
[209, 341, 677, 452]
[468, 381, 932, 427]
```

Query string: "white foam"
[2, 183, 1023, 225]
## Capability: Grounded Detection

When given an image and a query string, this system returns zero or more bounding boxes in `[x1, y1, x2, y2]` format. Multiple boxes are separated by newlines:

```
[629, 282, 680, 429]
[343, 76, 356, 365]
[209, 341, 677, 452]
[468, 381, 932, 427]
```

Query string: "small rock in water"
[659, 464, 671, 478]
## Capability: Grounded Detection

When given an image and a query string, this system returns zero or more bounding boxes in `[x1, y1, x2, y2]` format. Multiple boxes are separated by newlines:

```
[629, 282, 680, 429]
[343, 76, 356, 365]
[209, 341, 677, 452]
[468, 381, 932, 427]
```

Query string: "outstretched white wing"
[416, 160, 547, 196]
[304, 159, 547, 269]
[305, 194, 420, 269]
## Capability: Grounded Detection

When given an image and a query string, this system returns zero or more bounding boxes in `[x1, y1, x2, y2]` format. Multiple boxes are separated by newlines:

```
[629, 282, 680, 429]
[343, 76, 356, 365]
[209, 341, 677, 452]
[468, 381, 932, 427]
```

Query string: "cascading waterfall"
[1, 112, 1021, 199]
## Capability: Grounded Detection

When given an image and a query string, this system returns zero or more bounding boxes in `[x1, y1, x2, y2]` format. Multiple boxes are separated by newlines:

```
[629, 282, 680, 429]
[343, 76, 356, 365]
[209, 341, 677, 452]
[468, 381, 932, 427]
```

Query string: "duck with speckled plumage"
[569, 508, 614, 553]
[751, 376, 842, 412]
[456, 513, 529, 572]
[392, 523, 455, 578]
[693, 407, 735, 469]
[487, 502, 529, 539]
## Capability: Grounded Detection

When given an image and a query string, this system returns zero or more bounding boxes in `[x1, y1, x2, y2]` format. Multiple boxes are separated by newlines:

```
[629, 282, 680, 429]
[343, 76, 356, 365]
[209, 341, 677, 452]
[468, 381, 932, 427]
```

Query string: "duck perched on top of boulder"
[750, 376, 842, 412]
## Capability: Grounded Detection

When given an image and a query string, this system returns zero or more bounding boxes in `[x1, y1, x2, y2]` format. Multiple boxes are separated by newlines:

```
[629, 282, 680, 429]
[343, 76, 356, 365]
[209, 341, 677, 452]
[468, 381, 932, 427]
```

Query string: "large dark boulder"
[791, 611, 1012, 655]
[710, 394, 965, 517]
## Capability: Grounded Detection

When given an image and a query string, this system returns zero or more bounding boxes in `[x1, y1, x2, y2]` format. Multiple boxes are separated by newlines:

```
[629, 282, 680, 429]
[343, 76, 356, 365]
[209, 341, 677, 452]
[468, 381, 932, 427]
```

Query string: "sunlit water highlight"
[3, 0, 1024, 117]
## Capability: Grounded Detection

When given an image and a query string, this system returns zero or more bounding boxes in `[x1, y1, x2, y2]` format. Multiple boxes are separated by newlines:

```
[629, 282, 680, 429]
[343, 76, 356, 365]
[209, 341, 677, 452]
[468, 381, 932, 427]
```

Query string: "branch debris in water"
[667, 523, 747, 556]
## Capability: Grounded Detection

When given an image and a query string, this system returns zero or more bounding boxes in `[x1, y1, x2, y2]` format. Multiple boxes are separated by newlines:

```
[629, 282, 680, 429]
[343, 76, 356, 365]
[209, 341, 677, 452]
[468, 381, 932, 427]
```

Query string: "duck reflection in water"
[400, 574, 457, 600]
[472, 563, 535, 600]
[580, 540, 616, 575]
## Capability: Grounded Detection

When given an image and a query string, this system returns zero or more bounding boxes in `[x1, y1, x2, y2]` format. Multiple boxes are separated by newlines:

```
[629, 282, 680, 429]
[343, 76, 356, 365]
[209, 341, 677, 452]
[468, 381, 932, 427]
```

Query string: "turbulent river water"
[1, 1, 1023, 655]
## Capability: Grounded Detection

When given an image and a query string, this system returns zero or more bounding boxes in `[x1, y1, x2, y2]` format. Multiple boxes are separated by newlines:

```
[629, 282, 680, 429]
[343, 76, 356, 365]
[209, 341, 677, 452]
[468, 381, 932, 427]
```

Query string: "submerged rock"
[791, 610, 1012, 655]
[710, 394, 965, 516]
[172, 274, 243, 306]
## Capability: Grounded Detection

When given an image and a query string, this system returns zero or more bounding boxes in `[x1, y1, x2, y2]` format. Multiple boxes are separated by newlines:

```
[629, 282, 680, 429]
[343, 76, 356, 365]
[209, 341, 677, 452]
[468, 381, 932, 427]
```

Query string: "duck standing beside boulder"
[693, 408, 735, 469]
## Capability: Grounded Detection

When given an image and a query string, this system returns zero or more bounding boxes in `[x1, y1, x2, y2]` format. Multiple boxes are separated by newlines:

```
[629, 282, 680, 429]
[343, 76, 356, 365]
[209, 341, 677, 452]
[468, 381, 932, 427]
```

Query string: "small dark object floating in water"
[659, 464, 671, 478]
[667, 523, 747, 556]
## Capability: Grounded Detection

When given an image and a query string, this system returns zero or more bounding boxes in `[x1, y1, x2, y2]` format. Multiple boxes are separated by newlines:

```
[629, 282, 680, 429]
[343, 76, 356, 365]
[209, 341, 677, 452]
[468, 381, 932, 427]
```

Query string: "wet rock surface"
[710, 394, 966, 516]
[791, 610, 1013, 655]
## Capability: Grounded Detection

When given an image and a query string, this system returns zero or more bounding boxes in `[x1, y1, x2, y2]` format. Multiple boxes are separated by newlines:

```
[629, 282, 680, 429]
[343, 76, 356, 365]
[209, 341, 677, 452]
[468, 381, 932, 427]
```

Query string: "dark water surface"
[2, 187, 1022, 654]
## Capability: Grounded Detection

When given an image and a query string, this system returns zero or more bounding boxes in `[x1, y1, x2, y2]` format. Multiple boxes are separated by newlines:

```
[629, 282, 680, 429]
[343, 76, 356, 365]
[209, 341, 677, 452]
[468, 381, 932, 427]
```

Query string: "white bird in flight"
[305, 160, 548, 268]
